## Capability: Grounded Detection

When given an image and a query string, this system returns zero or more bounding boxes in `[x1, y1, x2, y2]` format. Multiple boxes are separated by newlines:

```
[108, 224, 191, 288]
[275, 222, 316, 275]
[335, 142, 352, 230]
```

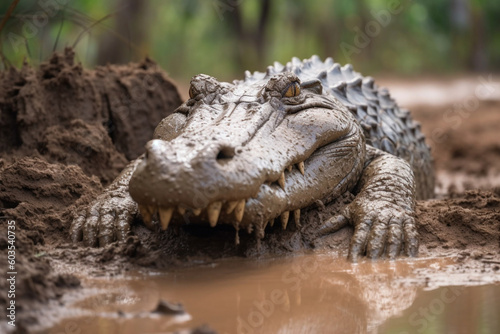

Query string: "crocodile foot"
[70, 189, 137, 247]
[318, 197, 418, 262]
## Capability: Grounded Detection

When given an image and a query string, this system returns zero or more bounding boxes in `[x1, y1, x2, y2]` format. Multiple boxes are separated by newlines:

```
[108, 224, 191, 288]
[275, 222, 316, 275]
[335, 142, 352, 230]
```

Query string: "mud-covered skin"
[70, 158, 142, 246]
[71, 56, 434, 260]
[318, 146, 418, 260]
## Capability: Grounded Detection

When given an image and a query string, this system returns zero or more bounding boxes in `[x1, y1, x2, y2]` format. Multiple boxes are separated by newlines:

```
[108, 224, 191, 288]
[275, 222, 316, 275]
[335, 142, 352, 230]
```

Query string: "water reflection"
[45, 254, 463, 334]
[164, 255, 433, 334]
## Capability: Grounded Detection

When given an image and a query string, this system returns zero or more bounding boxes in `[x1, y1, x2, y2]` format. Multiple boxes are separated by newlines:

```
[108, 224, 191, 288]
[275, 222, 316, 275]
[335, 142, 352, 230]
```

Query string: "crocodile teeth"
[256, 223, 265, 239]
[159, 207, 174, 230]
[294, 209, 301, 227]
[178, 206, 186, 215]
[297, 162, 305, 175]
[270, 219, 275, 227]
[281, 211, 290, 230]
[139, 205, 153, 229]
[287, 165, 293, 172]
[233, 222, 240, 245]
[234, 199, 246, 222]
[278, 172, 286, 190]
[192, 208, 202, 216]
[207, 201, 222, 227]
[225, 200, 239, 214]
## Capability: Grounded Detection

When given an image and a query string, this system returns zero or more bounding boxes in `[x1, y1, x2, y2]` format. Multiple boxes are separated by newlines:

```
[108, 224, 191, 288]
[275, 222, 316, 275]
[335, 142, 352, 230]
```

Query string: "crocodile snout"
[143, 138, 243, 187]
[136, 137, 258, 204]
[128, 132, 270, 230]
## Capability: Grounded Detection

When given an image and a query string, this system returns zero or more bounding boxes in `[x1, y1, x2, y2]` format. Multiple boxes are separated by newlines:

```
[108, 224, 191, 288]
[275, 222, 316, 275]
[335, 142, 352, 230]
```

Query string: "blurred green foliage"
[1, 0, 499, 81]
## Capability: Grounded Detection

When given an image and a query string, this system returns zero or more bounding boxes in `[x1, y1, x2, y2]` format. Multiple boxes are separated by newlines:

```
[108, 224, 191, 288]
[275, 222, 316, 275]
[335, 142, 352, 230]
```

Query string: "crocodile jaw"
[130, 129, 364, 233]
[128, 74, 365, 235]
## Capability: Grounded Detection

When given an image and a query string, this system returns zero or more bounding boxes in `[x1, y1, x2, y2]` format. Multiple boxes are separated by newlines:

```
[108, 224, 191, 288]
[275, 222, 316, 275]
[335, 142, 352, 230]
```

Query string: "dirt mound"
[0, 157, 100, 328]
[0, 47, 182, 181]
[418, 189, 500, 253]
[0, 49, 182, 330]
[39, 119, 128, 184]
[0, 157, 103, 239]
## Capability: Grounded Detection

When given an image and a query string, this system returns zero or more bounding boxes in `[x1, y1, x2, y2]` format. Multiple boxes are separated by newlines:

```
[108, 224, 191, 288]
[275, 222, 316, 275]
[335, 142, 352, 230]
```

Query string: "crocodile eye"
[283, 82, 301, 97]
[188, 85, 197, 99]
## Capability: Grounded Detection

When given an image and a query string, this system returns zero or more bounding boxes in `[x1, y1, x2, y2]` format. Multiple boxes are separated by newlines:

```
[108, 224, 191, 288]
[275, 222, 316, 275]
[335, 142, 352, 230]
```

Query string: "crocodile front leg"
[320, 146, 418, 261]
[70, 156, 143, 247]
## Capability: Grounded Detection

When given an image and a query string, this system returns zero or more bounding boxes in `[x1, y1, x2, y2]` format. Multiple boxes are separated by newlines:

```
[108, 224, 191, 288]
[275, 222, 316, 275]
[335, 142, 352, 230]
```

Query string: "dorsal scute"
[266, 66, 275, 76]
[273, 61, 284, 71]
[362, 76, 375, 89]
[347, 77, 363, 87]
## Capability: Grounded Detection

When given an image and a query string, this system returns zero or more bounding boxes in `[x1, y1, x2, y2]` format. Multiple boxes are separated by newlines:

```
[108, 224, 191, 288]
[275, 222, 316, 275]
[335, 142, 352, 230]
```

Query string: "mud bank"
[0, 55, 499, 332]
[0, 47, 182, 179]
[0, 49, 182, 331]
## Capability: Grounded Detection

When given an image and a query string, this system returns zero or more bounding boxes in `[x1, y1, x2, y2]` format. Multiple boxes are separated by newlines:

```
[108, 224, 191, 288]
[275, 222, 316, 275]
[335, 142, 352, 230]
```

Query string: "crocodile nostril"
[145, 139, 166, 162]
[216, 146, 236, 164]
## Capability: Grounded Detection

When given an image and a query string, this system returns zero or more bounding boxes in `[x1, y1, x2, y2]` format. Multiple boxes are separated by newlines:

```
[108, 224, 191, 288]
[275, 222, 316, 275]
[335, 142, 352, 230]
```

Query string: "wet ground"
[32, 254, 500, 334]
[1, 54, 499, 333]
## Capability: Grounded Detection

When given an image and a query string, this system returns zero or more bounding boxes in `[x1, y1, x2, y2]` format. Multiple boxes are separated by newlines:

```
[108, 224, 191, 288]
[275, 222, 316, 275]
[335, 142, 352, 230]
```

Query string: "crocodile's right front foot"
[70, 189, 138, 247]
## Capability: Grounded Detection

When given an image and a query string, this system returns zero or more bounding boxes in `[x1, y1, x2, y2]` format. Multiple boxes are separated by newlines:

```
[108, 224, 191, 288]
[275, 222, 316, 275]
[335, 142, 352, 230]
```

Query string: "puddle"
[39, 253, 500, 334]
[380, 285, 500, 334]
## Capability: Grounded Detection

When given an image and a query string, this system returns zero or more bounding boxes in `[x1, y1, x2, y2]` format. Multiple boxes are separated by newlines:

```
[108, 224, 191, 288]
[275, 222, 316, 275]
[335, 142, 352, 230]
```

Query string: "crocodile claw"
[318, 203, 417, 262]
[344, 199, 418, 262]
[70, 191, 137, 247]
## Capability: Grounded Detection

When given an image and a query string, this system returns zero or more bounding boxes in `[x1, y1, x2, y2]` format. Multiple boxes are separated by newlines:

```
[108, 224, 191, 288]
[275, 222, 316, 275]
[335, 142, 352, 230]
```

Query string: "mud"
[0, 47, 182, 181]
[413, 101, 500, 178]
[0, 49, 182, 332]
[0, 54, 499, 333]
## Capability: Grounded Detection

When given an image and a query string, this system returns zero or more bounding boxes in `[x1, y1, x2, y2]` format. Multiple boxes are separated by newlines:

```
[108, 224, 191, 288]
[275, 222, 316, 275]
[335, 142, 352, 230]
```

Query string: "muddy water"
[44, 253, 500, 334]
[379, 285, 500, 334]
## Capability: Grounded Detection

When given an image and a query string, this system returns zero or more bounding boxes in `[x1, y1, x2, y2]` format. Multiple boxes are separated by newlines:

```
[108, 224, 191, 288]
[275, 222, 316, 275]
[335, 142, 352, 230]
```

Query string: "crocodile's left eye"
[188, 85, 198, 99]
[283, 82, 301, 97]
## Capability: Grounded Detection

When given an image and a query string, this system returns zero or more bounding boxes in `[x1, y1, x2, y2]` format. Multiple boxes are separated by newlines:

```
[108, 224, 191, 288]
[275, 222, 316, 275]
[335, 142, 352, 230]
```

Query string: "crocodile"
[70, 55, 434, 261]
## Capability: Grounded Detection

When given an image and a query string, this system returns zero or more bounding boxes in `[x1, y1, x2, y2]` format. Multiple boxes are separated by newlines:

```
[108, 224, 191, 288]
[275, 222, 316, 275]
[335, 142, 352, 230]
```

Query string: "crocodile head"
[129, 72, 365, 237]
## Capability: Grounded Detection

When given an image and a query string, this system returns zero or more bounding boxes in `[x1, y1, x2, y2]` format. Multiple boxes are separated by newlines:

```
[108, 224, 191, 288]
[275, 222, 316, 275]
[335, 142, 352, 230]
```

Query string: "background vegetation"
[1, 0, 499, 83]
